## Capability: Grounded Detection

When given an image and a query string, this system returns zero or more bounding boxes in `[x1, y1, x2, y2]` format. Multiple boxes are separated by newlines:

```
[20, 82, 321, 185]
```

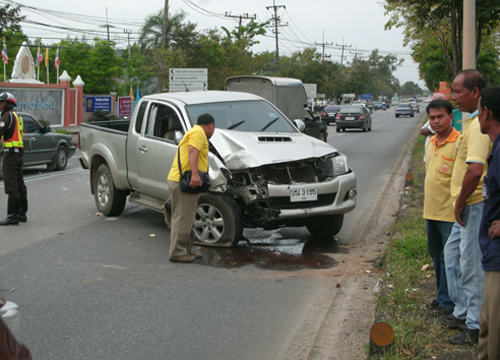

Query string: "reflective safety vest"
[2, 112, 23, 148]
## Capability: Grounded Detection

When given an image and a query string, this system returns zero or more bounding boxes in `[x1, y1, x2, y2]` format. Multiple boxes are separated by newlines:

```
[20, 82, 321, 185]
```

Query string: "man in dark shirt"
[477, 86, 500, 359]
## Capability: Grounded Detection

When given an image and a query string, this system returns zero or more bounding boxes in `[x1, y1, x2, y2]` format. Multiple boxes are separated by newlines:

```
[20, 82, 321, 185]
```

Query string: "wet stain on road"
[196, 229, 349, 270]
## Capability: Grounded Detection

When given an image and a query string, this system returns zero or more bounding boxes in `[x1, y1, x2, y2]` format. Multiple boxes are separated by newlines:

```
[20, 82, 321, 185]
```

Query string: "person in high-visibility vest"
[0, 92, 27, 225]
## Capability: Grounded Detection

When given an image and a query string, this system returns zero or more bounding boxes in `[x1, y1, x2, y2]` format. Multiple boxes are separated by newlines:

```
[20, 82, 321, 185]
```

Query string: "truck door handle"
[138, 145, 148, 152]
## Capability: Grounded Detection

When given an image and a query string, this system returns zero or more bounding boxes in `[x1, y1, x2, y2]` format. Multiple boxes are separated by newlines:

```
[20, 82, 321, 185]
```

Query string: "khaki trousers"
[167, 180, 199, 258]
[478, 270, 500, 360]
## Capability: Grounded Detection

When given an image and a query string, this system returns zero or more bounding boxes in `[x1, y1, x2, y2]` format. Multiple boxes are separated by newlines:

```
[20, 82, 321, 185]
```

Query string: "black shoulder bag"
[177, 145, 211, 194]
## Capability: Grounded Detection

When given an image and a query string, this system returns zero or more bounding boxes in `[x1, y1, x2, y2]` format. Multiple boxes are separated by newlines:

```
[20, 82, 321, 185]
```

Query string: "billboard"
[0, 88, 64, 126]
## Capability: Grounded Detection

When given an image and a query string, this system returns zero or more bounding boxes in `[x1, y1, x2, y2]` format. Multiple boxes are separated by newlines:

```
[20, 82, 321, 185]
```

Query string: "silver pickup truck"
[79, 91, 357, 247]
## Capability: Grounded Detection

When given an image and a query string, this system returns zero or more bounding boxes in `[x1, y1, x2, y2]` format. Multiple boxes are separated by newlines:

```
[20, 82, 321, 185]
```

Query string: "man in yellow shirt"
[167, 113, 215, 263]
[439, 69, 491, 345]
[423, 99, 459, 317]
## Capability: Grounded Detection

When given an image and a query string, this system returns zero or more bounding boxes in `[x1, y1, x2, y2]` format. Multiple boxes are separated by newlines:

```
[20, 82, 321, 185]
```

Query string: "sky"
[3, 0, 427, 89]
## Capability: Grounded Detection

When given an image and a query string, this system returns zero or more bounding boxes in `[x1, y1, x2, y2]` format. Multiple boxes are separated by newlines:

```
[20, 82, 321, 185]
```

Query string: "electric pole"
[315, 30, 332, 61]
[336, 37, 352, 65]
[158, 0, 169, 93]
[124, 29, 132, 59]
[225, 12, 256, 28]
[350, 49, 363, 60]
[101, 8, 114, 42]
[266, 0, 287, 64]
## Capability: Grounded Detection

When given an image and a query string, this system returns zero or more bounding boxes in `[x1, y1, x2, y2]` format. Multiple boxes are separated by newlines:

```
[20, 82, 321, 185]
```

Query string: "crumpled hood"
[210, 129, 337, 170]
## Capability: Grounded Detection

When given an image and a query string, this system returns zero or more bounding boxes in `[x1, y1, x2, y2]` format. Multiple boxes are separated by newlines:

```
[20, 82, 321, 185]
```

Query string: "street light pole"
[462, 0, 475, 69]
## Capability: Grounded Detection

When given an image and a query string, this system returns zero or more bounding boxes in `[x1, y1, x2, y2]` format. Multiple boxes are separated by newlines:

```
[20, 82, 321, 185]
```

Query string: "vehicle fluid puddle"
[196, 229, 349, 270]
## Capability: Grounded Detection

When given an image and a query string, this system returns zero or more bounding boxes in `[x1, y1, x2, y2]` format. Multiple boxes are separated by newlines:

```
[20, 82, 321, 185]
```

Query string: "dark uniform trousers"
[3, 151, 27, 198]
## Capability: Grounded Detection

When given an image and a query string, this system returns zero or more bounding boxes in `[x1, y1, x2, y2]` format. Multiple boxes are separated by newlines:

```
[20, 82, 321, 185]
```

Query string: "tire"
[318, 132, 327, 142]
[306, 214, 344, 238]
[193, 193, 244, 247]
[411, 114, 415, 117]
[395, 115, 399, 118]
[94, 164, 127, 216]
[336, 127, 340, 133]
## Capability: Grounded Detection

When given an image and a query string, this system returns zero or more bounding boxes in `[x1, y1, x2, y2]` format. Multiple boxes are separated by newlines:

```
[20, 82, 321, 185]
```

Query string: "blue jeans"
[426, 220, 454, 309]
[444, 202, 485, 330]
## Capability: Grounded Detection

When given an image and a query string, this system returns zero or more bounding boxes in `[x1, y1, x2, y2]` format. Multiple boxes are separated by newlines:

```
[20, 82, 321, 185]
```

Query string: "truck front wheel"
[193, 193, 244, 247]
[306, 214, 344, 238]
[94, 164, 127, 216]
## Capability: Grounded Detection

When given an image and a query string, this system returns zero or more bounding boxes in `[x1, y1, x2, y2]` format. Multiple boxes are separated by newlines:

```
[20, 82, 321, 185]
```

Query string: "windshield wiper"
[259, 117, 280, 132]
[227, 120, 245, 130]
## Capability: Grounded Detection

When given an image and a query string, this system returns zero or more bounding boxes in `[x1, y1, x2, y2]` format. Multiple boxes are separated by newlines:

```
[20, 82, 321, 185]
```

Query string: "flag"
[1, 42, 7, 64]
[129, 85, 134, 101]
[36, 47, 43, 67]
[136, 85, 140, 101]
[45, 47, 48, 68]
[54, 47, 60, 69]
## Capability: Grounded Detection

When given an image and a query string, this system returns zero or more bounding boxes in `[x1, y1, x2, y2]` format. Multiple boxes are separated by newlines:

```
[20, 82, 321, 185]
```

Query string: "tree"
[0, 4, 25, 39]
[384, 0, 500, 77]
[56, 38, 123, 94]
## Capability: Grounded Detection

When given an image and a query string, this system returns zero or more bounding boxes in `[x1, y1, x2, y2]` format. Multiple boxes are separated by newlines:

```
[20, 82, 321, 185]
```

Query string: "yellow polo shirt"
[168, 125, 209, 182]
[450, 113, 491, 205]
[424, 128, 460, 221]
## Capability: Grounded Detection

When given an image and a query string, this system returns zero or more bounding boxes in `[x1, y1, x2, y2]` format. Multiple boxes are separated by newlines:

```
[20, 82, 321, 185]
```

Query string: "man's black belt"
[6, 147, 23, 154]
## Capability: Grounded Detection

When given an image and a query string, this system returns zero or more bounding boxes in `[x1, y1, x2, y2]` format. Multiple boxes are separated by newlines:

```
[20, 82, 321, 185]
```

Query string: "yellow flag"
[129, 85, 134, 101]
[45, 47, 49, 68]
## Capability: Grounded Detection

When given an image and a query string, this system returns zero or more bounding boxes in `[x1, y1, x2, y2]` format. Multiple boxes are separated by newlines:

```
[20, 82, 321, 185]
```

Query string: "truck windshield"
[185, 100, 298, 133]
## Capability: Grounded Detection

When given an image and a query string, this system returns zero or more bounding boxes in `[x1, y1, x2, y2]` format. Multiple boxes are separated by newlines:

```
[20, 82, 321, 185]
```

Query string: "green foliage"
[90, 110, 119, 122]
[0, 4, 25, 39]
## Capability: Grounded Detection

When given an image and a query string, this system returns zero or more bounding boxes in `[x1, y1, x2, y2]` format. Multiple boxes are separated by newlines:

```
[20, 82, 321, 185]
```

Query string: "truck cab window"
[134, 101, 148, 134]
[145, 104, 183, 141]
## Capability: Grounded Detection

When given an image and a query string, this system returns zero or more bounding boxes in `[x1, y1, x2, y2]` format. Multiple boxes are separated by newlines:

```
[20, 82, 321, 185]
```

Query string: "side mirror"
[293, 119, 306, 132]
[43, 126, 51, 133]
[174, 130, 184, 144]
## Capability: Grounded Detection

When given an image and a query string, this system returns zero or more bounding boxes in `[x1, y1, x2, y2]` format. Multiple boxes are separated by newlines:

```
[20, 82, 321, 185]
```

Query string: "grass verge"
[369, 133, 477, 359]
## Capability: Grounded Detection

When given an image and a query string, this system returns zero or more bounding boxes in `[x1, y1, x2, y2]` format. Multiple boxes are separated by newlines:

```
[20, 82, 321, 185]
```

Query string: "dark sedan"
[395, 104, 415, 118]
[335, 106, 372, 132]
[0, 112, 76, 179]
[320, 105, 341, 124]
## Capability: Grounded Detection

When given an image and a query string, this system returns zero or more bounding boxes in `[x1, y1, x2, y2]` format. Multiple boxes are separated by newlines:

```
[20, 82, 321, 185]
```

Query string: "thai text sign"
[118, 97, 132, 118]
[85, 96, 112, 113]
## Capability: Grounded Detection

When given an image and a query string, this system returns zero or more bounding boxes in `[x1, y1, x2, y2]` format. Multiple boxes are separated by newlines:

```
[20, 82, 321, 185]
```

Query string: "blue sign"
[360, 93, 373, 100]
[85, 96, 112, 113]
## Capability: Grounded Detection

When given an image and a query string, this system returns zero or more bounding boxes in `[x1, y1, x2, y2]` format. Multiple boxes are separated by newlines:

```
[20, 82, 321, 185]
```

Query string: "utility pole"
[158, 0, 169, 93]
[124, 29, 132, 59]
[315, 30, 332, 62]
[266, 0, 287, 64]
[350, 48, 363, 60]
[462, 0, 475, 69]
[225, 12, 256, 28]
[100, 8, 114, 42]
[336, 37, 352, 65]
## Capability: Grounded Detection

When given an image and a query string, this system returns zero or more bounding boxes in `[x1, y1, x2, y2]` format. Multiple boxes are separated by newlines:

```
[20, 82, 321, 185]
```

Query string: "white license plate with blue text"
[290, 187, 318, 202]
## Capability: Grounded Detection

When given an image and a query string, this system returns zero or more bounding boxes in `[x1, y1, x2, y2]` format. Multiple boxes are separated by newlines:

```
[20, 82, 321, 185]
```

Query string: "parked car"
[0, 112, 76, 179]
[395, 104, 415, 118]
[320, 105, 341, 124]
[335, 106, 372, 132]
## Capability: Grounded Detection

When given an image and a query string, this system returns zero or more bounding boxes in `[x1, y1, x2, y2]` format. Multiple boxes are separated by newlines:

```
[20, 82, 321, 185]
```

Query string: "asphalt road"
[0, 108, 424, 360]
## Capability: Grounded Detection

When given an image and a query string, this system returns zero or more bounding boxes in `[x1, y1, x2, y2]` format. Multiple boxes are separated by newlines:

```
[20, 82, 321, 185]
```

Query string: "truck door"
[129, 102, 184, 200]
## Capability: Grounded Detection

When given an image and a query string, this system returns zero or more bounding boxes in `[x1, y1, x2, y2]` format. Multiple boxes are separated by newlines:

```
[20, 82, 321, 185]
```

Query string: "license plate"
[327, 113, 335, 116]
[345, 116, 355, 120]
[290, 187, 318, 202]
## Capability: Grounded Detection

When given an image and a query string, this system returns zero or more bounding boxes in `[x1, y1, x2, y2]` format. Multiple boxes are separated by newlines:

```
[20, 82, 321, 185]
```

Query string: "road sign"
[360, 93, 373, 100]
[304, 83, 317, 99]
[169, 68, 208, 92]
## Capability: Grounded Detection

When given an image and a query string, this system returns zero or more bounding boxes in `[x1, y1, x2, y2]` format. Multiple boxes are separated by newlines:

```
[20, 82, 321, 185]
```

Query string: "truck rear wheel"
[306, 214, 343, 238]
[193, 193, 244, 247]
[94, 164, 127, 216]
